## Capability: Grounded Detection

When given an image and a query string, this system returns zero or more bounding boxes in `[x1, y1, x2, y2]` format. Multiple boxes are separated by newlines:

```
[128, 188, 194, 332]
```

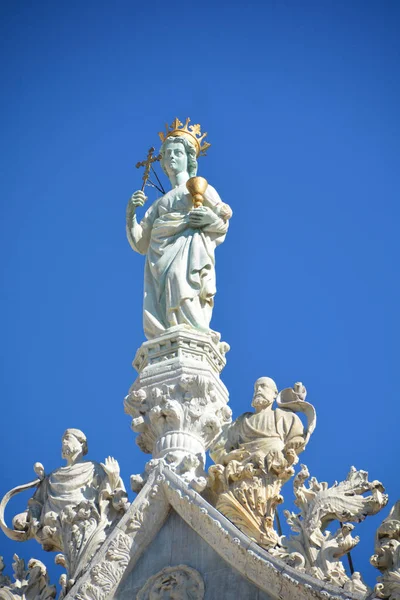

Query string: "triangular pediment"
[114, 508, 269, 599]
[67, 465, 364, 600]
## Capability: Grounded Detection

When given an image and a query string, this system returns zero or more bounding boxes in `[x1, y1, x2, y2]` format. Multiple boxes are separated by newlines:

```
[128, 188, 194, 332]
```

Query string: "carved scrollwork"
[272, 464, 388, 591]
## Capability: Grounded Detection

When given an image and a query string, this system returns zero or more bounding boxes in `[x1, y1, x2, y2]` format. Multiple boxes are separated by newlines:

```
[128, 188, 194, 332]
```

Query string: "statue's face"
[252, 377, 277, 410]
[61, 431, 83, 461]
[162, 141, 188, 178]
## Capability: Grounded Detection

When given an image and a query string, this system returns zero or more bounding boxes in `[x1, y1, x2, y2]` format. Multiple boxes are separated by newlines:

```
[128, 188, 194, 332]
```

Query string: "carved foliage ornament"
[126, 374, 231, 490]
[126, 375, 230, 453]
[272, 464, 388, 591]
[0, 555, 56, 600]
[370, 500, 400, 599]
[75, 532, 131, 600]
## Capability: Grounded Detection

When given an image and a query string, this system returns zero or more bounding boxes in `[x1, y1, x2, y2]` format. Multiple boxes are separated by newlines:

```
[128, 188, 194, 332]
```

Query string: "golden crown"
[158, 117, 211, 157]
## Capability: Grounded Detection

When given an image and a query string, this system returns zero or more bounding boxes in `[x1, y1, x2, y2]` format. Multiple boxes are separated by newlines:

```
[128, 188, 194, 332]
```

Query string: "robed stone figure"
[126, 120, 232, 339]
[0, 429, 128, 595]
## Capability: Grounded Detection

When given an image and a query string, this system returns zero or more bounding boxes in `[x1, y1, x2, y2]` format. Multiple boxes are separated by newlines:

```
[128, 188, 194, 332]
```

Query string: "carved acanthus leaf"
[0, 557, 10, 588]
[0, 556, 56, 600]
[370, 500, 400, 599]
[126, 372, 231, 490]
[75, 532, 131, 600]
[273, 464, 387, 590]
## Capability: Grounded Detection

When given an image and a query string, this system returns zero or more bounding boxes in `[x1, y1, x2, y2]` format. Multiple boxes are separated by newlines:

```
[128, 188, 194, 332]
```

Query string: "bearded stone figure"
[0, 429, 128, 596]
[126, 119, 232, 340]
[209, 377, 316, 548]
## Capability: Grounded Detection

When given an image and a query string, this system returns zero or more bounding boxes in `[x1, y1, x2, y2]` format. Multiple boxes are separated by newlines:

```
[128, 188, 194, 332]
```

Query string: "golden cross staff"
[135, 147, 165, 194]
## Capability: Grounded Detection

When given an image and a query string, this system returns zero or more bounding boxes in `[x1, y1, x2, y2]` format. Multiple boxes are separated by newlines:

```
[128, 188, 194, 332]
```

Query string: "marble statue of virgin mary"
[126, 122, 232, 340]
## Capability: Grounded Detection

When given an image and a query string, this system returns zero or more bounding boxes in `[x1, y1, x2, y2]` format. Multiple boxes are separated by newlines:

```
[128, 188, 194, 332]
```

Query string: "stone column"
[124, 326, 231, 491]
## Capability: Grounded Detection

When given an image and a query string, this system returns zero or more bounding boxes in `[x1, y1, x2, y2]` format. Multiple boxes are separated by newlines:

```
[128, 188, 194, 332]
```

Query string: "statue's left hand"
[101, 457, 121, 491]
[188, 206, 216, 229]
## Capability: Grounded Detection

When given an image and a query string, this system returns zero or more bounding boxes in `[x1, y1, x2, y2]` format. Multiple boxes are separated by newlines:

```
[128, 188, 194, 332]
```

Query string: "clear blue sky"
[1, 0, 399, 590]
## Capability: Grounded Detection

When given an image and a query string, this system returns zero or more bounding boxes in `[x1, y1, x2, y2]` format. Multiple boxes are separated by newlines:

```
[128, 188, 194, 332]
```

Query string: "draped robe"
[235, 407, 305, 456]
[127, 183, 228, 339]
[27, 460, 126, 555]
[30, 461, 105, 519]
[211, 406, 305, 466]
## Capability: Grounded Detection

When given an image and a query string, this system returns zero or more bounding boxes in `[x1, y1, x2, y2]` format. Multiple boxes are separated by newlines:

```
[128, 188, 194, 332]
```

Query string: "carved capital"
[126, 329, 231, 490]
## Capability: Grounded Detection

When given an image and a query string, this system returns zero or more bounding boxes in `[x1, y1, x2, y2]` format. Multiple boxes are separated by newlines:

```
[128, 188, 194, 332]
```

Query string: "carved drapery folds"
[272, 465, 388, 591]
[0, 430, 129, 597]
[370, 500, 400, 599]
[208, 378, 316, 548]
[125, 328, 231, 491]
[0, 555, 56, 600]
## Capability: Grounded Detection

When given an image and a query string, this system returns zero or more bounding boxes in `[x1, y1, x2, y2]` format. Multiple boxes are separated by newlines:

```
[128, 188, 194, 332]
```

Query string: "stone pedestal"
[124, 326, 231, 491]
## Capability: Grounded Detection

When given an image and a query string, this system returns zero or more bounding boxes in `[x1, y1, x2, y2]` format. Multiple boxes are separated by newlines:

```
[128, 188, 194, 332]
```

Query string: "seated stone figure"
[1, 429, 128, 594]
[211, 377, 307, 475]
[209, 377, 315, 548]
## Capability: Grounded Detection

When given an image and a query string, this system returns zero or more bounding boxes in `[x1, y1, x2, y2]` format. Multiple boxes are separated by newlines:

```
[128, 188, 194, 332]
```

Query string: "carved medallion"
[137, 565, 204, 599]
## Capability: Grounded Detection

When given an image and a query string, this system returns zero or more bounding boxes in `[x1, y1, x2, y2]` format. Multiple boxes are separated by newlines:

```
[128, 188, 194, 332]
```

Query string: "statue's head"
[160, 136, 198, 181]
[252, 377, 278, 411]
[61, 428, 88, 462]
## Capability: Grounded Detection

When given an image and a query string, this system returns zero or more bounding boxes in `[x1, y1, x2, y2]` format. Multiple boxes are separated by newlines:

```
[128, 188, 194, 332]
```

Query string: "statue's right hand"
[128, 190, 147, 213]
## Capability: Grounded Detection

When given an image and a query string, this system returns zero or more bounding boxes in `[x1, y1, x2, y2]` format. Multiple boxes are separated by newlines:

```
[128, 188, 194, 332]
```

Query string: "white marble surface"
[125, 328, 231, 491]
[370, 500, 400, 599]
[127, 136, 231, 340]
[0, 430, 128, 597]
[67, 463, 367, 600]
[209, 377, 316, 548]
